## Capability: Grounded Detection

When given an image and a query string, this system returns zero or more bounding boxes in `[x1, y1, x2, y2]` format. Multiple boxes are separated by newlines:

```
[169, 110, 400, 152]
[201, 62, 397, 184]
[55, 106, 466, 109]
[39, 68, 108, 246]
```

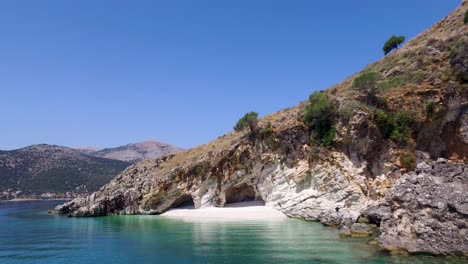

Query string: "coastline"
[1, 198, 73, 202]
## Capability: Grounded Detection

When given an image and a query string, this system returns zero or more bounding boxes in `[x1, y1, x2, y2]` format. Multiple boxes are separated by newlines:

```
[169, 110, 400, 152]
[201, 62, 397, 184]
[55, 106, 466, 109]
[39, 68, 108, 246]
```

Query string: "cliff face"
[55, 2, 468, 256]
[378, 160, 468, 255]
[55, 107, 376, 224]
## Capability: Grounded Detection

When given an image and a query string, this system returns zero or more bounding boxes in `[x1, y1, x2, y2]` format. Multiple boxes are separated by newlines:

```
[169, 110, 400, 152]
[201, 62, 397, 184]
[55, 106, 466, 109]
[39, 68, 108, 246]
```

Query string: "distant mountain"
[88, 140, 183, 163]
[72, 146, 102, 155]
[0, 144, 130, 199]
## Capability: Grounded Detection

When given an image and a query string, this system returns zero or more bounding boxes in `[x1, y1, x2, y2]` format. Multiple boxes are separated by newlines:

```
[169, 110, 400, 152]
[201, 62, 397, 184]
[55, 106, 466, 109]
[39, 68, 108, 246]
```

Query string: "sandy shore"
[161, 201, 287, 222]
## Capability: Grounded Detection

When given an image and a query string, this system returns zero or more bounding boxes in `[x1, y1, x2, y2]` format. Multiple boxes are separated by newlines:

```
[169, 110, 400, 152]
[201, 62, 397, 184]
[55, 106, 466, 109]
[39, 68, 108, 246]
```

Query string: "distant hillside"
[72, 146, 102, 155]
[89, 140, 183, 163]
[0, 144, 130, 199]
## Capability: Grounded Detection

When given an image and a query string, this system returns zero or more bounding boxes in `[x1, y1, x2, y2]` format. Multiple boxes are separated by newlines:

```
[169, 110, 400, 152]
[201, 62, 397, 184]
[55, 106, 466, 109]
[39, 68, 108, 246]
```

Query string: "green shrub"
[258, 122, 280, 150]
[353, 72, 379, 93]
[234, 112, 259, 132]
[236, 163, 249, 172]
[352, 72, 385, 106]
[374, 109, 415, 145]
[426, 101, 436, 117]
[303, 91, 337, 146]
[400, 151, 415, 170]
[390, 111, 415, 144]
[383, 35, 406, 55]
[259, 122, 272, 137]
[464, 10, 468, 24]
[449, 39, 468, 84]
[266, 136, 280, 150]
[374, 109, 394, 139]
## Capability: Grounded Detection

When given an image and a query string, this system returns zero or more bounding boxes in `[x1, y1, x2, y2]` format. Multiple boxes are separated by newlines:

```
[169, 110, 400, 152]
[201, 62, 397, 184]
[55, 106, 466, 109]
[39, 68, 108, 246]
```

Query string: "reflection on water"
[0, 200, 465, 264]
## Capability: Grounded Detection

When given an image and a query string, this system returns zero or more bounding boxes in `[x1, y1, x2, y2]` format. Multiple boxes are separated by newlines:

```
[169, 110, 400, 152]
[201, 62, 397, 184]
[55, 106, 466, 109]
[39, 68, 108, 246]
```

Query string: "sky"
[0, 0, 461, 150]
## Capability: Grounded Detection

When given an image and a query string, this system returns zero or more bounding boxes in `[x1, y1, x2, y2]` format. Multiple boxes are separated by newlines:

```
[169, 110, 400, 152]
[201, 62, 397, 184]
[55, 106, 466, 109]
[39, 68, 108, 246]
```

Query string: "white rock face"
[55, 149, 378, 227]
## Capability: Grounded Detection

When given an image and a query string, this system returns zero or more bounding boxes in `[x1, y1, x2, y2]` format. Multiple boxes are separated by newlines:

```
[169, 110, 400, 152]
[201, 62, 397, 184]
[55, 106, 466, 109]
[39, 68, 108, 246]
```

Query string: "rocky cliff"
[54, 2, 468, 256]
[378, 159, 468, 255]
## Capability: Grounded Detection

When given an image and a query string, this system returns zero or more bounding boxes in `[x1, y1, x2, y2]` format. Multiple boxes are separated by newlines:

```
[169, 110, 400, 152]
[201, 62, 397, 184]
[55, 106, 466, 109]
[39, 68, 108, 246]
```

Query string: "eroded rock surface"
[379, 160, 468, 256]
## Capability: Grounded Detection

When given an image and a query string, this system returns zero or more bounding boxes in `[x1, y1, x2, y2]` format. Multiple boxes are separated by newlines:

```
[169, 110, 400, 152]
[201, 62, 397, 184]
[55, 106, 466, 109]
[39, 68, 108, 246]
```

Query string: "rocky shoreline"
[52, 154, 467, 257]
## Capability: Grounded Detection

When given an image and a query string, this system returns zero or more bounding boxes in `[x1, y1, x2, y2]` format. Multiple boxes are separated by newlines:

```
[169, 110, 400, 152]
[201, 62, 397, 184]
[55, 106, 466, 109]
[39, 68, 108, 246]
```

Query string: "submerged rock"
[339, 223, 373, 238]
[350, 223, 373, 237]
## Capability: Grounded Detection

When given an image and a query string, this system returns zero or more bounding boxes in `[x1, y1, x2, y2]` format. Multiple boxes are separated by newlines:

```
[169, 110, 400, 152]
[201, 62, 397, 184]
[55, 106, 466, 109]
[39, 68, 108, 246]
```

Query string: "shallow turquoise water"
[0, 200, 464, 264]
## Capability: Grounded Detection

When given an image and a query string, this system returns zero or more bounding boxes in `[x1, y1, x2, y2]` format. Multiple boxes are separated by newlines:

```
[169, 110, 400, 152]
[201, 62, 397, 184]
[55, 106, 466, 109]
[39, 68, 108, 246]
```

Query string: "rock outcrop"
[54, 111, 376, 226]
[379, 160, 468, 256]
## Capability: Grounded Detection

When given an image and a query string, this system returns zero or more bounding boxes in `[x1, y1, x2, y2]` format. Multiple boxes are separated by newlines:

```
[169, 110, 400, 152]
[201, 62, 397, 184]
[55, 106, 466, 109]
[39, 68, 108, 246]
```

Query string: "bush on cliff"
[303, 91, 337, 146]
[449, 39, 468, 83]
[383, 35, 405, 55]
[374, 109, 415, 145]
[234, 112, 259, 132]
[352, 72, 387, 107]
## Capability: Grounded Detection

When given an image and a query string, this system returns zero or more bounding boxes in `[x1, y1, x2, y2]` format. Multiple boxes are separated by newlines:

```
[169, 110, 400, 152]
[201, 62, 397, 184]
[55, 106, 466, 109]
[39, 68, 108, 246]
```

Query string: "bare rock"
[379, 161, 468, 256]
[350, 223, 373, 237]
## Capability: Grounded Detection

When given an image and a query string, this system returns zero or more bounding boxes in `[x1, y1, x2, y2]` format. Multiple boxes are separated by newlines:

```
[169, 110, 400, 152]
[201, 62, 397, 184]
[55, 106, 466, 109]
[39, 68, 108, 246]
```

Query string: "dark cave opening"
[225, 183, 263, 205]
[171, 194, 195, 209]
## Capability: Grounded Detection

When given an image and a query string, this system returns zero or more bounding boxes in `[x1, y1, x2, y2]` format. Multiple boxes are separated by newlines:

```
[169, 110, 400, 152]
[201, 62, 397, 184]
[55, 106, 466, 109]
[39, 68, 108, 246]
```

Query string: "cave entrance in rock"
[171, 194, 195, 209]
[225, 183, 264, 206]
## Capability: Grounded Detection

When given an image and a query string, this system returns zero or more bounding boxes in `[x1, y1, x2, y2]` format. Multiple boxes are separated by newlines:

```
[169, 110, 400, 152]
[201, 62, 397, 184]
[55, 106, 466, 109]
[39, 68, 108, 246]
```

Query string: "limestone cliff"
[54, 1, 468, 256]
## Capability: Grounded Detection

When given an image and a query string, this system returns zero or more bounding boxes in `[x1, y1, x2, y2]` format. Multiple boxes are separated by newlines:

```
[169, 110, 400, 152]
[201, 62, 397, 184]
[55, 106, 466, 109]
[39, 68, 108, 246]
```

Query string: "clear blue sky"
[0, 0, 460, 150]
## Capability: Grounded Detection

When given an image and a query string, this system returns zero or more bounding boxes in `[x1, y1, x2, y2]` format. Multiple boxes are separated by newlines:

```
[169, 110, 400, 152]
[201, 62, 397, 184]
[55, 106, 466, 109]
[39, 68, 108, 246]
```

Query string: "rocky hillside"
[54, 2, 468, 256]
[88, 140, 183, 163]
[0, 144, 130, 199]
[72, 146, 102, 155]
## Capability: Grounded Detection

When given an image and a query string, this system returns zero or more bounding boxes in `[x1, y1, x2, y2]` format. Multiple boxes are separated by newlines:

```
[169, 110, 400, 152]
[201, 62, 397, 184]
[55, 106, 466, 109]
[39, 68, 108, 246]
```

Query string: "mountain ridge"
[86, 140, 183, 163]
[0, 144, 131, 200]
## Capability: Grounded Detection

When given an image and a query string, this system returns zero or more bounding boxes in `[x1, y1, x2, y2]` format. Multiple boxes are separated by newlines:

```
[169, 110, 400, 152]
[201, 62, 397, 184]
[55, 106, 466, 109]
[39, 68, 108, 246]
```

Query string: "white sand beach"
[161, 201, 287, 222]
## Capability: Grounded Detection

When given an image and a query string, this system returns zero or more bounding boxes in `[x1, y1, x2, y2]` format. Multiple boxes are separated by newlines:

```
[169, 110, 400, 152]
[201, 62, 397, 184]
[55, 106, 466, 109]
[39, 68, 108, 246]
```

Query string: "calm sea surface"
[0, 200, 464, 264]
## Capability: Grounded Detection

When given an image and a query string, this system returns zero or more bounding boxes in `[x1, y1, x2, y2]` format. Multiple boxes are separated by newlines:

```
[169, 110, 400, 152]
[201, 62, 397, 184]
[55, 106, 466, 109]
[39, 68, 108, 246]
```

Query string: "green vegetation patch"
[303, 91, 337, 146]
[234, 112, 259, 132]
[400, 151, 416, 170]
[383, 35, 405, 55]
[449, 39, 468, 84]
[374, 109, 415, 145]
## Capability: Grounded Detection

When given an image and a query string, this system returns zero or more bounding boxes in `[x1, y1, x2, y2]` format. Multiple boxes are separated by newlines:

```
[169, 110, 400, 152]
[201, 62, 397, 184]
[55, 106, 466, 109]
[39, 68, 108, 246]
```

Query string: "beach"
[161, 201, 287, 222]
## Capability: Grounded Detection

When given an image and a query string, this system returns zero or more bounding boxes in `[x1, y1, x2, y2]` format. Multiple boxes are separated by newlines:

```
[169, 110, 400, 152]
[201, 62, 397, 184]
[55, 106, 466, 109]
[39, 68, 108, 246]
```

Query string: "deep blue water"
[0, 200, 464, 264]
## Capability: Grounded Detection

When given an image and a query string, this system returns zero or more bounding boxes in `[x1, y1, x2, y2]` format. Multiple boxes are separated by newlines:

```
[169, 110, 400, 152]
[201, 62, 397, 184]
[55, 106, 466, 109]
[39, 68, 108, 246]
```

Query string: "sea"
[0, 200, 464, 264]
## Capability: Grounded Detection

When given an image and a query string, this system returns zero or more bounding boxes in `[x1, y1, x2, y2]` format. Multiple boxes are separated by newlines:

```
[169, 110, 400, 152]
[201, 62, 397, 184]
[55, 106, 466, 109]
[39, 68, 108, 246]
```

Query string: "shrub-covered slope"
[0, 144, 130, 199]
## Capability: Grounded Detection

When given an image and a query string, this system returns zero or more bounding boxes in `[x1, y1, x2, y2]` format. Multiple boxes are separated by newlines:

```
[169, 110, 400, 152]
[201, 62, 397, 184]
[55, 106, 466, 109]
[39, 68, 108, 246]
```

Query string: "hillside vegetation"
[0, 145, 130, 199]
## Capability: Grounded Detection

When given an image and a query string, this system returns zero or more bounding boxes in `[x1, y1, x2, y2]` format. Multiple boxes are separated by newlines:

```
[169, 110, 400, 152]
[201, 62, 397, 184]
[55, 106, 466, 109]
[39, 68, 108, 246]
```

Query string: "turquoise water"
[0, 200, 464, 264]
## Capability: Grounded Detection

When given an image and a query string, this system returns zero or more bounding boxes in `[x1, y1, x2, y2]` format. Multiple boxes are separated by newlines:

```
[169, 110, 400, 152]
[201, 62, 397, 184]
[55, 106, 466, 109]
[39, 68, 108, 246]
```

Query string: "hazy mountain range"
[0, 140, 182, 199]
[76, 140, 183, 163]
